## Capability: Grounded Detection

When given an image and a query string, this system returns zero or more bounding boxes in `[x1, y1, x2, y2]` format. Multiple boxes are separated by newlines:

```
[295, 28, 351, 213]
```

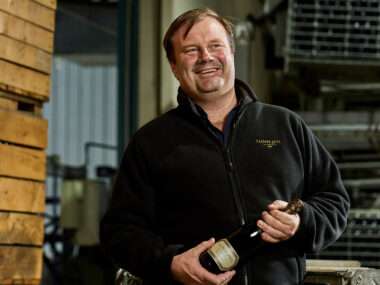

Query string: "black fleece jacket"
[100, 79, 350, 285]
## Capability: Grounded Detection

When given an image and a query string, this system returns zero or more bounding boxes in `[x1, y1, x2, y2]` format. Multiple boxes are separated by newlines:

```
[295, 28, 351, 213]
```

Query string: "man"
[100, 8, 349, 285]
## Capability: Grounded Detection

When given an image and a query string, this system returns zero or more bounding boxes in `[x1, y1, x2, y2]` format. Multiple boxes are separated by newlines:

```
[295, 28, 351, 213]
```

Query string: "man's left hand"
[256, 200, 301, 243]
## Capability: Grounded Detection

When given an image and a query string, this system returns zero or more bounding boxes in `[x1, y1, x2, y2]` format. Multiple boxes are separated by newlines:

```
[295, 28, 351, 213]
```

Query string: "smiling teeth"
[199, 69, 217, 74]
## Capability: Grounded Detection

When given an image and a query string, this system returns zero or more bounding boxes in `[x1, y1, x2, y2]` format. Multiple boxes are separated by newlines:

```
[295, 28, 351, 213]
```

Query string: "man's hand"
[171, 238, 236, 285]
[257, 200, 301, 243]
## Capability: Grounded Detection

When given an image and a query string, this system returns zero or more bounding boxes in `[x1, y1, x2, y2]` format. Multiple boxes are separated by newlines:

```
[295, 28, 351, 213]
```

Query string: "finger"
[259, 211, 300, 240]
[270, 209, 299, 225]
[268, 200, 288, 211]
[194, 238, 215, 255]
[262, 211, 289, 234]
[260, 231, 281, 243]
[267, 210, 301, 237]
[199, 269, 232, 285]
[215, 270, 236, 285]
[257, 217, 287, 241]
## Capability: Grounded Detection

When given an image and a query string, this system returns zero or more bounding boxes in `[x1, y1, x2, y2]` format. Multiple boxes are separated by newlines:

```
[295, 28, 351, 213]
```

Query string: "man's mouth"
[196, 68, 219, 74]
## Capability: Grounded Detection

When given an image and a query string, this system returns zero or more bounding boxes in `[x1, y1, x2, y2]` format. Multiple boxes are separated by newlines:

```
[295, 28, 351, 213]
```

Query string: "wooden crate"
[0, 94, 47, 285]
[0, 0, 56, 102]
[0, 108, 48, 149]
[0, 1, 57, 284]
[0, 90, 43, 116]
[0, 0, 56, 32]
[0, 10, 54, 53]
[0, 247, 43, 285]
[0, 177, 45, 214]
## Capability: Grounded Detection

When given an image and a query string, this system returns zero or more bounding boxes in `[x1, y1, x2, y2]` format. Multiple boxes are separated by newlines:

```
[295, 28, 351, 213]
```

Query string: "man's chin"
[198, 87, 220, 94]
[196, 81, 223, 94]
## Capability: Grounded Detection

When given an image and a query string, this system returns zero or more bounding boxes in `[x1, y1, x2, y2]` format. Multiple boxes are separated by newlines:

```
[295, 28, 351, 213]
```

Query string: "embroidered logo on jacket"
[256, 139, 281, 149]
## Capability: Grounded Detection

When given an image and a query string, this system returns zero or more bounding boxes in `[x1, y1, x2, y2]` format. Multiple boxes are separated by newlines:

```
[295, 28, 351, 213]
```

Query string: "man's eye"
[185, 48, 197, 54]
[211, 44, 222, 49]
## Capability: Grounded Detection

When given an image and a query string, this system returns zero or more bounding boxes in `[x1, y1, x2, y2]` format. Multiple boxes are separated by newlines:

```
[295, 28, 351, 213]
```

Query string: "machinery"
[305, 260, 380, 285]
[43, 143, 117, 285]
[241, 0, 380, 271]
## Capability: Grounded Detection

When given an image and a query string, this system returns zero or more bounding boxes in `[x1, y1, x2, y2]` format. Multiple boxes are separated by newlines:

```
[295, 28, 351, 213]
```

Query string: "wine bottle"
[199, 199, 304, 274]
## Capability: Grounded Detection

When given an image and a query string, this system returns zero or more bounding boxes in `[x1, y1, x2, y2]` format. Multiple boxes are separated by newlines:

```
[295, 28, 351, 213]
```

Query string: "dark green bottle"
[199, 199, 304, 274]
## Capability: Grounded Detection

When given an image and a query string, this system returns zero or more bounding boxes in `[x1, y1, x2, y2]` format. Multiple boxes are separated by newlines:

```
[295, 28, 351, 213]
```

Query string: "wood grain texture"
[0, 97, 17, 111]
[0, 59, 50, 102]
[33, 0, 57, 10]
[0, 0, 56, 31]
[0, 246, 42, 284]
[0, 144, 46, 181]
[0, 10, 54, 53]
[0, 91, 44, 116]
[0, 34, 52, 74]
[0, 108, 48, 149]
[0, 177, 45, 213]
[0, 212, 44, 246]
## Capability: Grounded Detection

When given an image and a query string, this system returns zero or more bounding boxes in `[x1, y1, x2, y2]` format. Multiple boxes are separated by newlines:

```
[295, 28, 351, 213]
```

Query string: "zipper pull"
[224, 149, 234, 171]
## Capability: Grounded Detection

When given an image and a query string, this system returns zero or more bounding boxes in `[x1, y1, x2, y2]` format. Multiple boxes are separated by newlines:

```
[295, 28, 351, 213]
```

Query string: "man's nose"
[199, 48, 213, 62]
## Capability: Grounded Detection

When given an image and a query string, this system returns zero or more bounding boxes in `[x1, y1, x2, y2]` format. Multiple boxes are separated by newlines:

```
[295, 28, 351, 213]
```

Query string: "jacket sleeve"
[99, 135, 184, 283]
[291, 118, 350, 253]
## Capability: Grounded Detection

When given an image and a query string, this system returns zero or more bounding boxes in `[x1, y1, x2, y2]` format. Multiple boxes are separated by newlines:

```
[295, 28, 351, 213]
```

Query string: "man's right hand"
[170, 238, 236, 285]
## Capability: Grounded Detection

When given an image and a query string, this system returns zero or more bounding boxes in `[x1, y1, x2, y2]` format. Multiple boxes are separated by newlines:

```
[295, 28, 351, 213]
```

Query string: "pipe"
[117, 0, 127, 161]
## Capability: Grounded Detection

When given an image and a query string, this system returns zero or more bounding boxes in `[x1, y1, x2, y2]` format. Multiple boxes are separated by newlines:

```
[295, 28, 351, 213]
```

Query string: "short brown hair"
[163, 8, 235, 63]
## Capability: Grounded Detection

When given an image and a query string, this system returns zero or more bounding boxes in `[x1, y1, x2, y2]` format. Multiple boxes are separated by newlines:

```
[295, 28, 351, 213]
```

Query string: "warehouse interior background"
[40, 0, 380, 284]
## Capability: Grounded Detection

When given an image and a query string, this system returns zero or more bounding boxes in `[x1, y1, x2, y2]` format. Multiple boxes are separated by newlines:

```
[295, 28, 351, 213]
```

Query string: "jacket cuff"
[288, 201, 313, 252]
[158, 244, 186, 284]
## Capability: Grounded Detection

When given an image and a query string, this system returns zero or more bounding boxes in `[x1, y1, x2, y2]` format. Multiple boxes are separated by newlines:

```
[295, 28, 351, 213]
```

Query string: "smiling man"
[100, 8, 349, 285]
[167, 13, 237, 133]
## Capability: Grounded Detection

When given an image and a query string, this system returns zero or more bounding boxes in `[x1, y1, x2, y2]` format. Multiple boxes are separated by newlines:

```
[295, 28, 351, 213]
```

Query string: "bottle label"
[207, 239, 239, 271]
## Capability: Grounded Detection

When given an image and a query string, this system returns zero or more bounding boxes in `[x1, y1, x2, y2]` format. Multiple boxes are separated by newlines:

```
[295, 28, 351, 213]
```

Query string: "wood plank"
[34, 105, 43, 116]
[0, 0, 56, 31]
[0, 91, 44, 116]
[0, 144, 46, 181]
[0, 108, 48, 149]
[0, 246, 42, 284]
[0, 34, 52, 74]
[0, 177, 45, 213]
[0, 97, 17, 111]
[0, 10, 54, 53]
[33, 0, 57, 10]
[0, 59, 50, 102]
[0, 212, 44, 246]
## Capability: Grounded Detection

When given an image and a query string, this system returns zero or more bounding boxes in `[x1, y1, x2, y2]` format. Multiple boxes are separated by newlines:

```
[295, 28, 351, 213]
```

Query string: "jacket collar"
[176, 78, 257, 115]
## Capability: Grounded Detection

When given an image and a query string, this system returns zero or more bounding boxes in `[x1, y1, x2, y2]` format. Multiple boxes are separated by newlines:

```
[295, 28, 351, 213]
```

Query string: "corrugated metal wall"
[44, 57, 118, 178]
[42, 57, 118, 258]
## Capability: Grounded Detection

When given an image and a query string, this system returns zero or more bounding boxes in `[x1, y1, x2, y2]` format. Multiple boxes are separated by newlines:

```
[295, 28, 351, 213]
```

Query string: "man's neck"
[195, 89, 237, 132]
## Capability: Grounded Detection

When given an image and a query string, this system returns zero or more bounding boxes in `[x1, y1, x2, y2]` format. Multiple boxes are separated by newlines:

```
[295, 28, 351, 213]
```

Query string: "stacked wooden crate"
[0, 0, 56, 284]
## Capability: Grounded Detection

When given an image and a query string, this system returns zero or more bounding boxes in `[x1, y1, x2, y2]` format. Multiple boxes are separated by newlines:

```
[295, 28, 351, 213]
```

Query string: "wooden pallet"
[0, 1, 56, 284]
[0, 0, 56, 102]
[0, 95, 46, 284]
[0, 90, 43, 116]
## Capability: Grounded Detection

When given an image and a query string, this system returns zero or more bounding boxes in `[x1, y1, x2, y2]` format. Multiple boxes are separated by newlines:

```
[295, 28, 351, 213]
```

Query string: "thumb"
[195, 238, 215, 255]
[268, 200, 288, 211]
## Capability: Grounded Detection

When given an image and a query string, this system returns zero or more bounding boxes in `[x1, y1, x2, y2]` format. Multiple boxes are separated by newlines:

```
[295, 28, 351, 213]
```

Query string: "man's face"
[169, 17, 235, 104]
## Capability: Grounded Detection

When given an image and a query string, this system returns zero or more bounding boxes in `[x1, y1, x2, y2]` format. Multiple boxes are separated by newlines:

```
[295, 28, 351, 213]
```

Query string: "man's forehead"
[175, 17, 226, 41]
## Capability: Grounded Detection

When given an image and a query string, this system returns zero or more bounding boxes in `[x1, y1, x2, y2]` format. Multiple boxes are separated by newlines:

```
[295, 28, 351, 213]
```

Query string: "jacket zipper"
[228, 112, 251, 285]
[224, 147, 246, 225]
[196, 102, 250, 285]
[225, 112, 248, 224]
[224, 147, 249, 285]
[223, 112, 250, 285]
